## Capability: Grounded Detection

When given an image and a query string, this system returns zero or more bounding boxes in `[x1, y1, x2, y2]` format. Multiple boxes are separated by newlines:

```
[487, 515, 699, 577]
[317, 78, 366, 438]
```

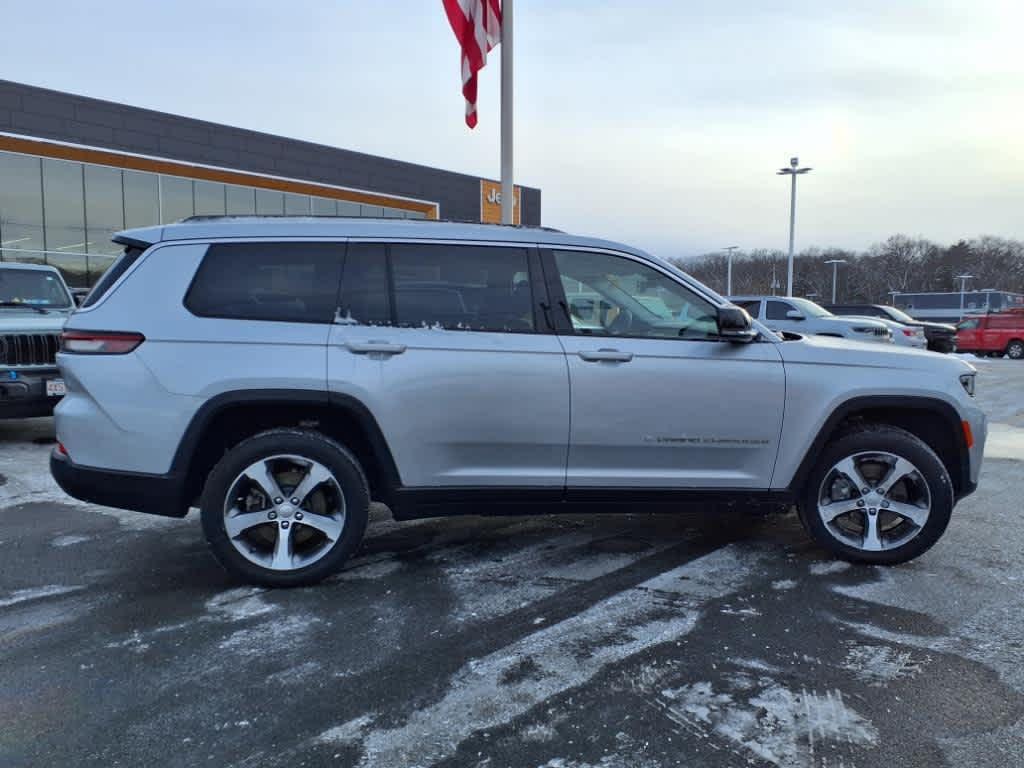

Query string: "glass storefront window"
[311, 196, 337, 216]
[123, 170, 160, 229]
[361, 204, 384, 217]
[382, 207, 403, 218]
[42, 158, 86, 252]
[336, 200, 360, 217]
[84, 164, 124, 256]
[160, 175, 194, 223]
[0, 151, 45, 262]
[194, 180, 226, 216]
[226, 184, 255, 215]
[255, 189, 284, 215]
[284, 192, 310, 215]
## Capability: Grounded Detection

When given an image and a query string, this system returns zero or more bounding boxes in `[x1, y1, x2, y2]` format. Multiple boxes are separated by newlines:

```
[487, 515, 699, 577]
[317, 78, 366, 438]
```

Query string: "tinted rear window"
[389, 244, 535, 332]
[185, 242, 342, 323]
[82, 246, 143, 308]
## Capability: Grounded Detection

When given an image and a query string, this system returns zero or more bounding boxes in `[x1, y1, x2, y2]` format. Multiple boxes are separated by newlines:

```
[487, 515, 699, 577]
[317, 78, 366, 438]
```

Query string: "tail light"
[60, 331, 145, 355]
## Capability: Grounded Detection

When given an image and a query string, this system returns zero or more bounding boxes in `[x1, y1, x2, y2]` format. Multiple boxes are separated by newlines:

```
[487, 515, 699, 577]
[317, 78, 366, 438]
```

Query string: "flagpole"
[500, 0, 514, 225]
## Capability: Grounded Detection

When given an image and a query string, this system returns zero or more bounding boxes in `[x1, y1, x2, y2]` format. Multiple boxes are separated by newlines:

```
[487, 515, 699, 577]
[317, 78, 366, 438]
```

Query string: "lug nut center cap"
[277, 503, 295, 518]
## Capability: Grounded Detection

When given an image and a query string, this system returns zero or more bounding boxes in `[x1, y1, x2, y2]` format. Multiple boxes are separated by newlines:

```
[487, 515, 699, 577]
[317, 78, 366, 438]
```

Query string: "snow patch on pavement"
[51, 534, 92, 547]
[219, 614, 321, 656]
[771, 579, 797, 590]
[841, 643, 924, 686]
[658, 679, 878, 766]
[205, 587, 273, 621]
[0, 584, 84, 608]
[316, 714, 374, 745]
[809, 561, 850, 576]
[986, 423, 1024, 461]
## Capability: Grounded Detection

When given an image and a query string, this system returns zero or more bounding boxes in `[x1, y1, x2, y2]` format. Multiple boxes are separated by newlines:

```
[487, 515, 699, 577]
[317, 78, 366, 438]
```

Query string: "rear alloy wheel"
[201, 429, 369, 587]
[1006, 340, 1024, 360]
[799, 425, 953, 565]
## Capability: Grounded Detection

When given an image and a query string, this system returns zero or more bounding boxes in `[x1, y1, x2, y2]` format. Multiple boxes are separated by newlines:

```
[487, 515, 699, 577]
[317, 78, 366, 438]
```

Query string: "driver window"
[553, 250, 719, 340]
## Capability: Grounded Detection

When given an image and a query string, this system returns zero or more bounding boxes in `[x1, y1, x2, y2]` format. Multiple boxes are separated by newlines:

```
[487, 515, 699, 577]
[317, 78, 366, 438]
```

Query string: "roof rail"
[177, 214, 565, 233]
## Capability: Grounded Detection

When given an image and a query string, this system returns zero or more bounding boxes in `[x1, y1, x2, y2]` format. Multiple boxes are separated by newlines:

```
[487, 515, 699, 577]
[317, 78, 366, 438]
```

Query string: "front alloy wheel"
[817, 452, 930, 552]
[800, 425, 953, 565]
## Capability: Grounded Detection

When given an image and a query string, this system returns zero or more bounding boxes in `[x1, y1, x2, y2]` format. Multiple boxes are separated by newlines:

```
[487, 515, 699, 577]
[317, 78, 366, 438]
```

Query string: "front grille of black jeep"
[0, 333, 61, 367]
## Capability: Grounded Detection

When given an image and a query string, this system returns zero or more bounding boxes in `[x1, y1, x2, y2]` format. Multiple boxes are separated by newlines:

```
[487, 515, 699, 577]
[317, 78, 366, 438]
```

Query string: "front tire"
[1006, 340, 1024, 360]
[798, 424, 953, 565]
[200, 429, 369, 587]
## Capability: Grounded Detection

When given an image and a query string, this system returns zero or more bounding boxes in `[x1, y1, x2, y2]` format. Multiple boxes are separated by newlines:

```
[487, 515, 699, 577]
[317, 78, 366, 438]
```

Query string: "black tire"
[797, 424, 953, 565]
[200, 428, 369, 587]
[1006, 339, 1024, 360]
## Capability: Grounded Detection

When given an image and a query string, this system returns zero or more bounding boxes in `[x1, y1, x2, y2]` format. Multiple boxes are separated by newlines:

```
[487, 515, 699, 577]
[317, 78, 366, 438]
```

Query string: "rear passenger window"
[734, 300, 761, 317]
[185, 242, 342, 323]
[389, 244, 535, 332]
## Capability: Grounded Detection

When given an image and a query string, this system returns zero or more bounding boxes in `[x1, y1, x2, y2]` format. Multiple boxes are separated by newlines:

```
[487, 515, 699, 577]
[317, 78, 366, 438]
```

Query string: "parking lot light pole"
[777, 157, 812, 297]
[955, 273, 974, 319]
[723, 246, 739, 296]
[824, 258, 847, 304]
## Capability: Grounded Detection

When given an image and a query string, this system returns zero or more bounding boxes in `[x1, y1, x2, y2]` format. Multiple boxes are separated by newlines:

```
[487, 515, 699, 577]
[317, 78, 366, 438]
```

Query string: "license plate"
[46, 379, 66, 397]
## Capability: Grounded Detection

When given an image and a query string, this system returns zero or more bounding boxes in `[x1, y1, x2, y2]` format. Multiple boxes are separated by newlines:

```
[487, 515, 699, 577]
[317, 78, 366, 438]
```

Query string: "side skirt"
[389, 487, 794, 521]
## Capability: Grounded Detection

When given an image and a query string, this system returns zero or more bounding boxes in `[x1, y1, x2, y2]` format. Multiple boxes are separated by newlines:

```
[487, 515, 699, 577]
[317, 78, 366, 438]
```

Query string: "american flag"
[442, 0, 502, 128]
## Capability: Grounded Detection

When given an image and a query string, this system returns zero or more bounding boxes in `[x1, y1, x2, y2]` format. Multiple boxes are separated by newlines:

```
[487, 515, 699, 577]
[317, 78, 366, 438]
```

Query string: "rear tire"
[200, 429, 369, 587]
[798, 424, 953, 565]
[1006, 340, 1024, 360]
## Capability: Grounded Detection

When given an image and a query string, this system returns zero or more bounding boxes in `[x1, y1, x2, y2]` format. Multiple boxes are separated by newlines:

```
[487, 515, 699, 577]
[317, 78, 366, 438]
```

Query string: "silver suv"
[731, 296, 893, 343]
[0, 263, 74, 418]
[50, 218, 987, 586]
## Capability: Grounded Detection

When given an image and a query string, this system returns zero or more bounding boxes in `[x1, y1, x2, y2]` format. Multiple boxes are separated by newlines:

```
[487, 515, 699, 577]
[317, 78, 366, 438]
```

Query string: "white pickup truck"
[0, 263, 74, 418]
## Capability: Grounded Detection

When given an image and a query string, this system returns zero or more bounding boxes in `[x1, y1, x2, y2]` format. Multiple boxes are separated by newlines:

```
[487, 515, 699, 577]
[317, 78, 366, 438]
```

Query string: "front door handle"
[578, 348, 633, 363]
[344, 341, 407, 355]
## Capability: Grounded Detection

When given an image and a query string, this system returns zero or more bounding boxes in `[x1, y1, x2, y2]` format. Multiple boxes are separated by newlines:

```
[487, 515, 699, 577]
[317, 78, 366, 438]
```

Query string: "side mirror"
[717, 305, 758, 343]
[785, 309, 804, 320]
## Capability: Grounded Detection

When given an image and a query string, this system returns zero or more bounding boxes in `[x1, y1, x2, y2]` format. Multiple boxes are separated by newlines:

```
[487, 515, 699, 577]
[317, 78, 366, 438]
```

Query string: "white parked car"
[847, 316, 927, 349]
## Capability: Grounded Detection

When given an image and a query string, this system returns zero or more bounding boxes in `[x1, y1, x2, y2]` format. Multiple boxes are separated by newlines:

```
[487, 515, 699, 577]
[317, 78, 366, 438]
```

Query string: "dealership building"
[0, 79, 541, 286]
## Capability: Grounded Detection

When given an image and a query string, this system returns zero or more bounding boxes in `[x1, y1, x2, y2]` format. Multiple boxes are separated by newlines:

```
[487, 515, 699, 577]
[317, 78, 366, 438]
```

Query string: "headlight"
[959, 373, 976, 397]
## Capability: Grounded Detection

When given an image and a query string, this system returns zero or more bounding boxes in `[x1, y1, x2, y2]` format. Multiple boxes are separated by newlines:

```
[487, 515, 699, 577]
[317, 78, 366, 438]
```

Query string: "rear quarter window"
[82, 246, 144, 308]
[185, 242, 343, 323]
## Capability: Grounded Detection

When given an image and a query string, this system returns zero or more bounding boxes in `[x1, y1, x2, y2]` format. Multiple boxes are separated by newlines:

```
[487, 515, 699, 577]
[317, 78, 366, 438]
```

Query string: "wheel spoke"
[271, 523, 294, 570]
[886, 500, 929, 527]
[225, 509, 269, 538]
[297, 513, 343, 541]
[881, 457, 917, 491]
[818, 500, 860, 525]
[833, 456, 869, 491]
[291, 463, 334, 507]
[245, 460, 284, 503]
[862, 512, 884, 551]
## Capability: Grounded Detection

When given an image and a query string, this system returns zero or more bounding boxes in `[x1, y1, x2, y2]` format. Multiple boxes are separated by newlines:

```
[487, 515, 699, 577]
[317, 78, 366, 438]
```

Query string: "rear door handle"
[578, 349, 633, 363]
[344, 341, 407, 355]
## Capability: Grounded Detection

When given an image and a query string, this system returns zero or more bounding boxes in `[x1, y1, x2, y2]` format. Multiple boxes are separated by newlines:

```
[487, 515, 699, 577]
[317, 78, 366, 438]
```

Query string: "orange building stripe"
[0, 134, 439, 219]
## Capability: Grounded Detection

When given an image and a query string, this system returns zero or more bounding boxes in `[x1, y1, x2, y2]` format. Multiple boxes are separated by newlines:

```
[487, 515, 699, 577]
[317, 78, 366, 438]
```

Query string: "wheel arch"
[789, 395, 969, 500]
[172, 389, 401, 508]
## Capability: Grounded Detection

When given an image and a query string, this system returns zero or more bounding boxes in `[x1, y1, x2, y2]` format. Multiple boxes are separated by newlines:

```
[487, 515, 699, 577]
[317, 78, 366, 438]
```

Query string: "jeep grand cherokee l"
[50, 218, 986, 586]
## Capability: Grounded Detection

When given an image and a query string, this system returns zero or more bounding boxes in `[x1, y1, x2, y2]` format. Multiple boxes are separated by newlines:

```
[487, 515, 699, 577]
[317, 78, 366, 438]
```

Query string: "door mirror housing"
[717, 305, 758, 343]
[785, 309, 804, 320]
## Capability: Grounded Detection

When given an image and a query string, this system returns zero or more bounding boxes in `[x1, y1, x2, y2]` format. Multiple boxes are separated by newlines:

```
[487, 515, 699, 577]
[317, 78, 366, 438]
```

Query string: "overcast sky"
[2, 1, 1021, 259]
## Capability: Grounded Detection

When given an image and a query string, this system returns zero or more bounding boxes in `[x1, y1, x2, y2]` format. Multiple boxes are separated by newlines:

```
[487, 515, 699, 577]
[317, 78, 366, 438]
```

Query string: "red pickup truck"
[955, 308, 1024, 359]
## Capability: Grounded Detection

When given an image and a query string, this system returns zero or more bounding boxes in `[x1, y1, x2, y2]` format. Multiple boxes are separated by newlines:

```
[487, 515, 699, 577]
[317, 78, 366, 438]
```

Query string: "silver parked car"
[51, 218, 986, 586]
[730, 296, 893, 343]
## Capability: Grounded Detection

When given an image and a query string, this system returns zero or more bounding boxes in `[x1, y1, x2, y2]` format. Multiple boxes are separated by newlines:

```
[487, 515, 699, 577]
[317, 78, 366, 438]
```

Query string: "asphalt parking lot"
[2, 359, 1023, 768]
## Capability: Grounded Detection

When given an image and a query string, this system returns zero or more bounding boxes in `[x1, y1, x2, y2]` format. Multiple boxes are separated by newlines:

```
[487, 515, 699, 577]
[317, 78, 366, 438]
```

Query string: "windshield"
[882, 305, 916, 324]
[790, 297, 832, 318]
[0, 268, 72, 309]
